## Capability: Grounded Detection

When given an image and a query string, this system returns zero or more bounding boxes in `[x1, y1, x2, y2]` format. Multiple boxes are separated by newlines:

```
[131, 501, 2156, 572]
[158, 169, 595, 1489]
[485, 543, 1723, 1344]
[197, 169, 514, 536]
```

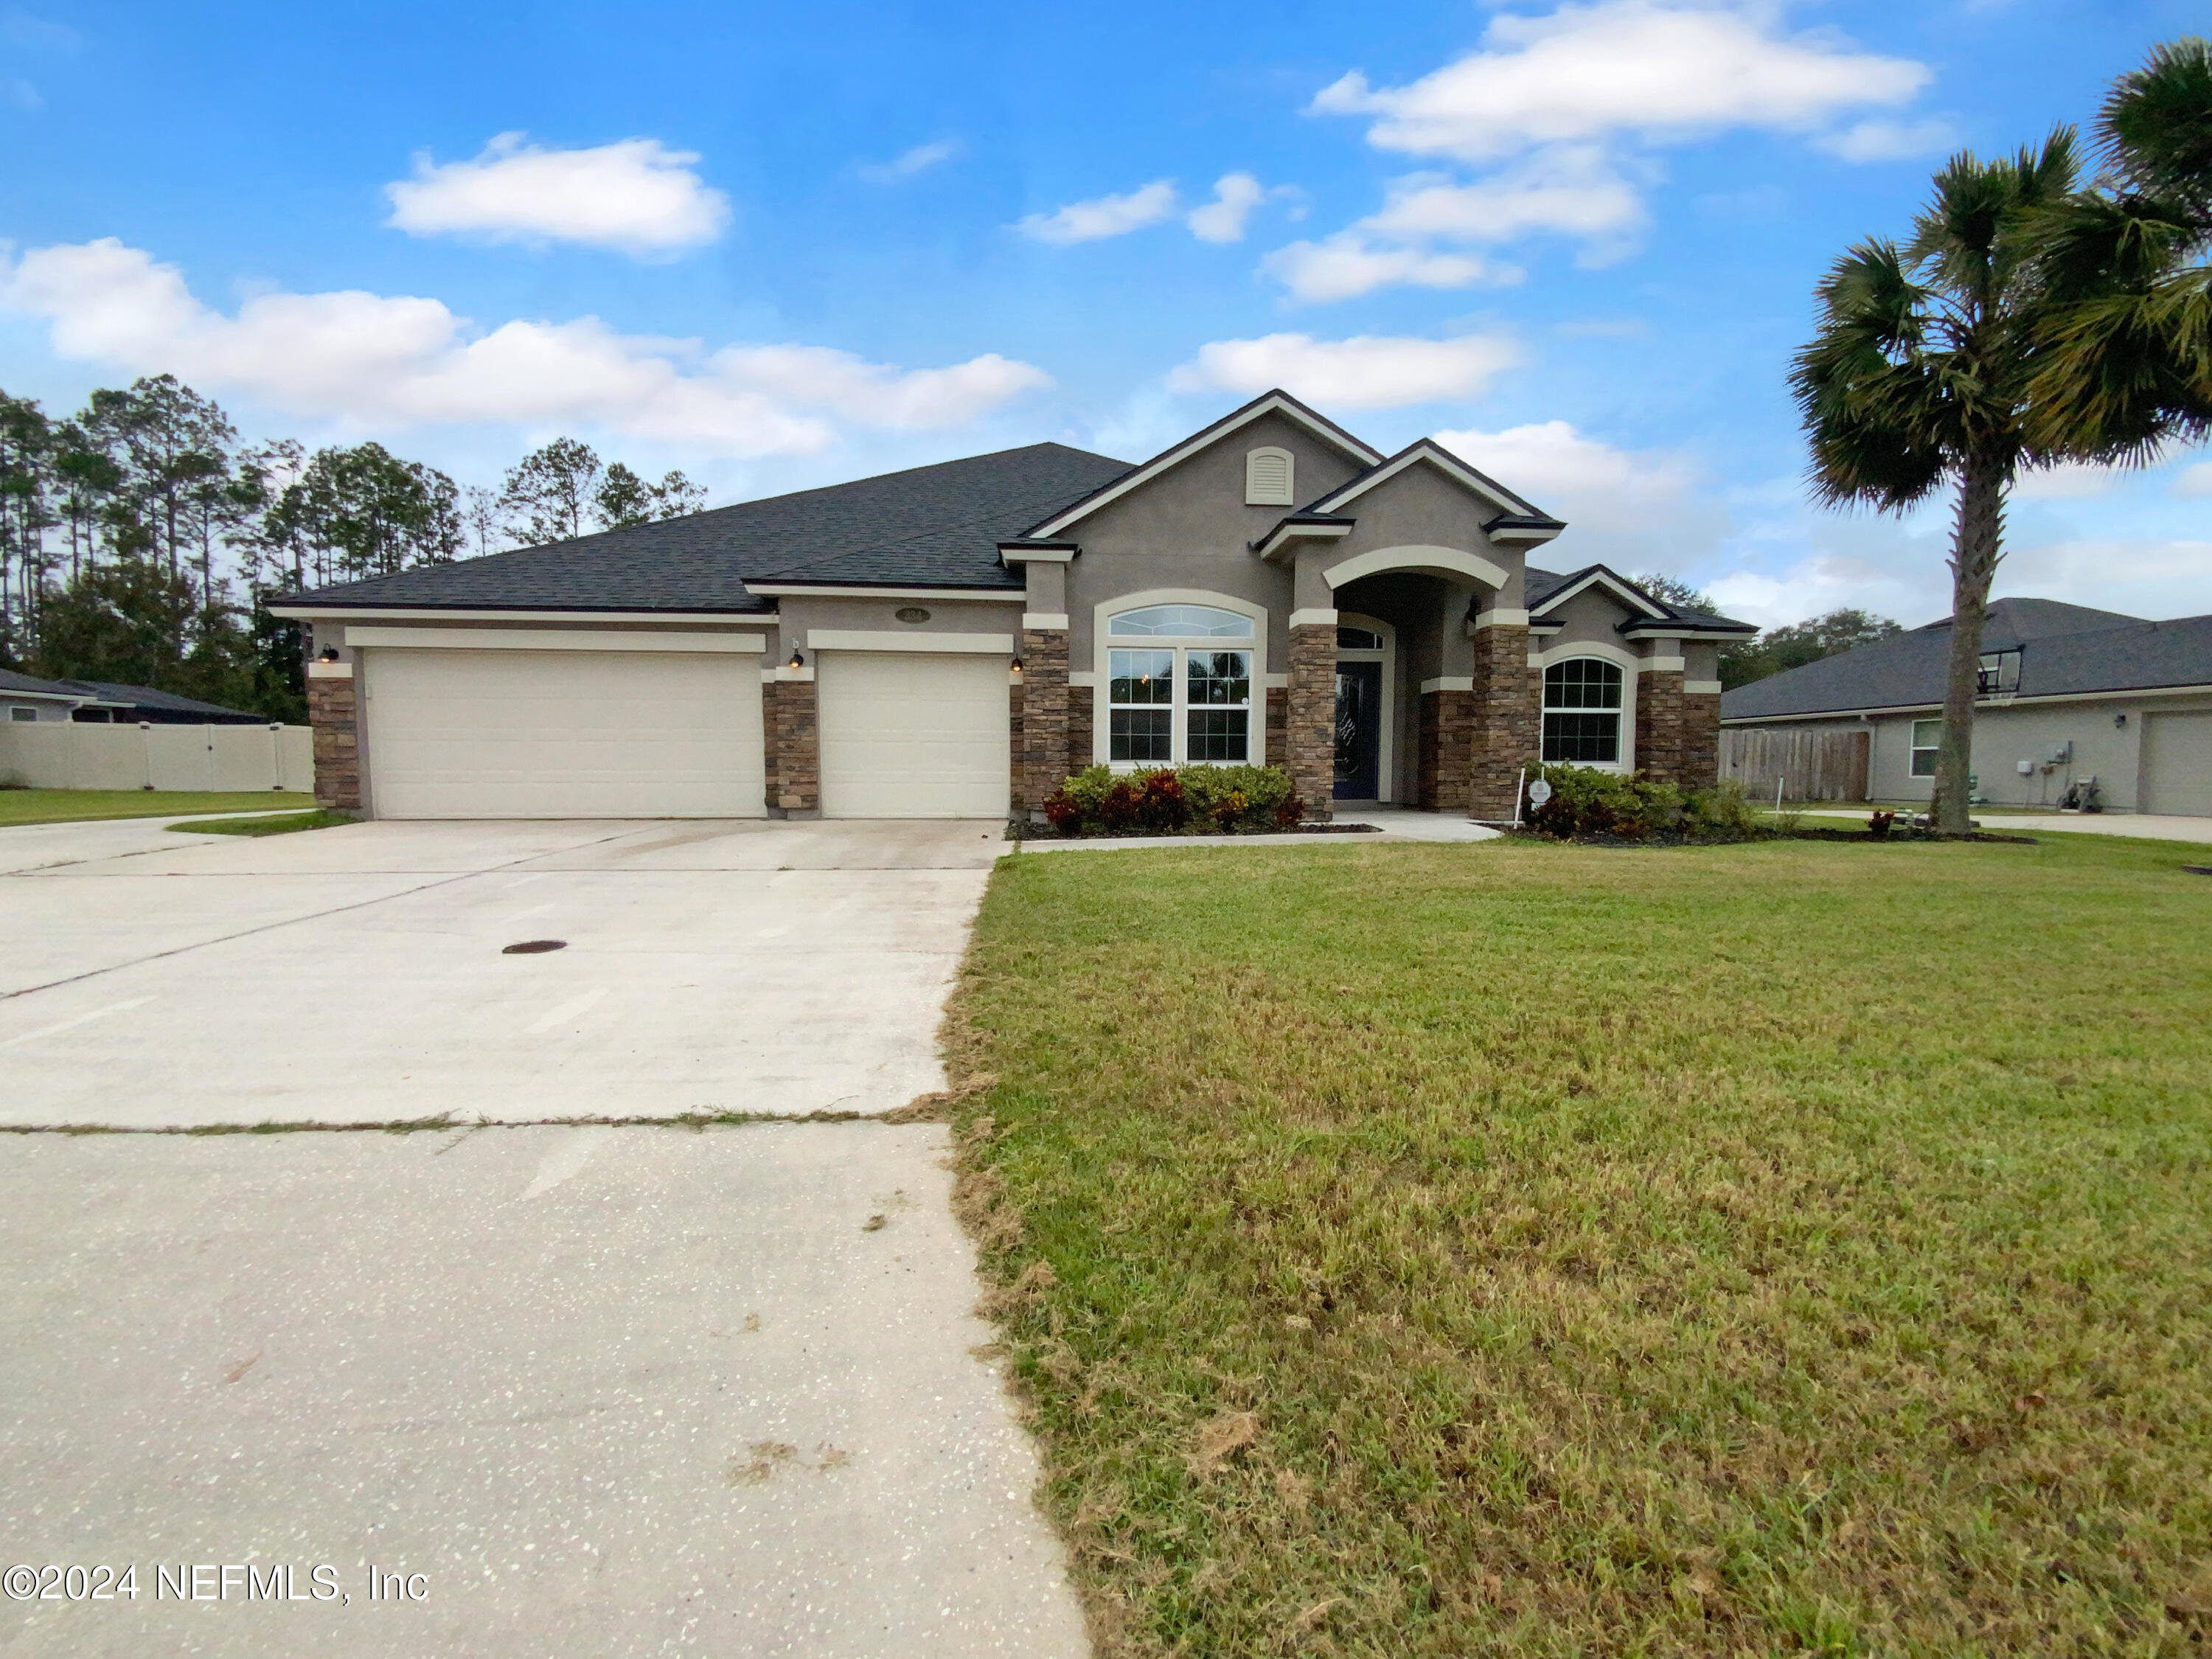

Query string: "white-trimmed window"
[8, 706, 37, 723]
[1107, 604, 1254, 764]
[1541, 658, 1623, 765]
[1245, 447, 1294, 507]
[1910, 718, 1941, 776]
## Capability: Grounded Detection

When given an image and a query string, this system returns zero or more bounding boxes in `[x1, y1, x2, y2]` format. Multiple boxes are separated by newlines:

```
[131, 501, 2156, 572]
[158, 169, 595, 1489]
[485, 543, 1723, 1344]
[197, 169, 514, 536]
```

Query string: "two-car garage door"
[361, 644, 1009, 819]
[364, 648, 765, 818]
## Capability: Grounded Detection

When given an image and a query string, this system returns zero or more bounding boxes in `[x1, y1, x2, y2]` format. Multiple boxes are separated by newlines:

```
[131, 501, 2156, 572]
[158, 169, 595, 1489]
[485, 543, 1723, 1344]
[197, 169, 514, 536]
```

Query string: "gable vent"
[1245, 446, 1294, 507]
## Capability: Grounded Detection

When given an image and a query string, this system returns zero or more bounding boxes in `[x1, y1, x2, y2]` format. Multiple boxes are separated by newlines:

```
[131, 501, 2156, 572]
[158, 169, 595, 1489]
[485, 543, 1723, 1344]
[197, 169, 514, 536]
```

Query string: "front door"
[1334, 661, 1382, 799]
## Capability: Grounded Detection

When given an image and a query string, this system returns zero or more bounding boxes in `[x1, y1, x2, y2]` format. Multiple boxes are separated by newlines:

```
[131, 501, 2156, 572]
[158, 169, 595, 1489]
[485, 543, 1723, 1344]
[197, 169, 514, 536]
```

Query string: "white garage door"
[2142, 711, 2212, 817]
[817, 651, 1010, 818]
[364, 649, 764, 819]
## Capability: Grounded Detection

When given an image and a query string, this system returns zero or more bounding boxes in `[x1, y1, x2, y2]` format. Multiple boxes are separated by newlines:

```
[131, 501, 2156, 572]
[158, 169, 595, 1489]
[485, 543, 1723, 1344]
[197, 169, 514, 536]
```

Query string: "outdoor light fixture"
[788, 647, 804, 669]
[1011, 655, 1023, 677]
[2115, 712, 2128, 728]
[319, 645, 339, 662]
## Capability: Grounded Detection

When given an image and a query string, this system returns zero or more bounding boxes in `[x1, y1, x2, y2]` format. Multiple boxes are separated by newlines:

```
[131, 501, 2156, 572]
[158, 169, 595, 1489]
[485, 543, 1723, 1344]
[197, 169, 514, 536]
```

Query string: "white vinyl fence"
[0, 722, 313, 793]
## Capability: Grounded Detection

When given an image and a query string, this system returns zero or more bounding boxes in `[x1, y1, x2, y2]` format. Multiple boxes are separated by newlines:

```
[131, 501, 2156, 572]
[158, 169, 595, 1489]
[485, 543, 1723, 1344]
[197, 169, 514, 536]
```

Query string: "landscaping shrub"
[1040, 764, 1298, 835]
[1527, 762, 1761, 841]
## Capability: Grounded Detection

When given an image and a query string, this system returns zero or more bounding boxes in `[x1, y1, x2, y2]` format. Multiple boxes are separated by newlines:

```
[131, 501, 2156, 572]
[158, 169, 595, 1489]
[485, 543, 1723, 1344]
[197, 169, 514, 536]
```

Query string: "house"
[0, 667, 266, 726]
[1719, 597, 2212, 815]
[268, 391, 1754, 822]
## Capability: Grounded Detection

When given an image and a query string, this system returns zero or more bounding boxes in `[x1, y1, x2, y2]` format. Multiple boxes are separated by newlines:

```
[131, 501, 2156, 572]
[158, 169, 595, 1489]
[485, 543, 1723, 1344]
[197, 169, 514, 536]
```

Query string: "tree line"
[1633, 573, 1903, 690]
[0, 374, 706, 722]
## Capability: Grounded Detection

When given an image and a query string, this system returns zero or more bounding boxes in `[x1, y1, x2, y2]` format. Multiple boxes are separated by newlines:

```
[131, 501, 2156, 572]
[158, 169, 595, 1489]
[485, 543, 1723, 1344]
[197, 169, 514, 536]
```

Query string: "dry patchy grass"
[950, 833, 2212, 1657]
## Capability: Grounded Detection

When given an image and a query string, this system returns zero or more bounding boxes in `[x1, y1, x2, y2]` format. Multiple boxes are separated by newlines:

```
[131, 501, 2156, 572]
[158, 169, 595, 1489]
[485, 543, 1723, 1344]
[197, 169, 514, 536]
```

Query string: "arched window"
[1106, 604, 1255, 763]
[1542, 658, 1623, 765]
[1245, 447, 1295, 507]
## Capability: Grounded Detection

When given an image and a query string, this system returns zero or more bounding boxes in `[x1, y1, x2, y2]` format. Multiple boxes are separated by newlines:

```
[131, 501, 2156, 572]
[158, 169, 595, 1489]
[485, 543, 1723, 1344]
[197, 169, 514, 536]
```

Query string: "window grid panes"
[1107, 649, 1175, 762]
[1107, 604, 1253, 639]
[1910, 718, 1941, 777]
[1540, 658, 1623, 765]
[1105, 643, 1251, 764]
[1186, 650, 1251, 762]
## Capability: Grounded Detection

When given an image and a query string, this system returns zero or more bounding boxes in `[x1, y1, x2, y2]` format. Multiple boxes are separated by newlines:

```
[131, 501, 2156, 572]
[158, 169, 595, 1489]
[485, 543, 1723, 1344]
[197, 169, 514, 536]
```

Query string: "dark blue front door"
[1334, 661, 1382, 799]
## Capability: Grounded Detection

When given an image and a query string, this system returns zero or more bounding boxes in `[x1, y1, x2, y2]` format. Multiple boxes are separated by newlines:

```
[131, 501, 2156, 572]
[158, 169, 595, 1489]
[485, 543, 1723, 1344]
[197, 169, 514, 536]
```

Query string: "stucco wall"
[1734, 690, 2212, 811]
[1, 696, 71, 723]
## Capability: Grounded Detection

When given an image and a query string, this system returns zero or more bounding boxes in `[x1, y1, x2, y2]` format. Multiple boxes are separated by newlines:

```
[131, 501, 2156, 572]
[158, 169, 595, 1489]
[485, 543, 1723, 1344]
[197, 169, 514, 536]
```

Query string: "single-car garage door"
[817, 650, 1010, 818]
[364, 648, 765, 818]
[2142, 711, 2212, 816]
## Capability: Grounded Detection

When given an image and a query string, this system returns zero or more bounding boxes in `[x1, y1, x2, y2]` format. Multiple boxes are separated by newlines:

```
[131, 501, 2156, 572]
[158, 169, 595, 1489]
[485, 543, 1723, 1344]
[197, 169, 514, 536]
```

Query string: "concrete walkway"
[1800, 808, 2212, 844]
[0, 815, 1087, 1659]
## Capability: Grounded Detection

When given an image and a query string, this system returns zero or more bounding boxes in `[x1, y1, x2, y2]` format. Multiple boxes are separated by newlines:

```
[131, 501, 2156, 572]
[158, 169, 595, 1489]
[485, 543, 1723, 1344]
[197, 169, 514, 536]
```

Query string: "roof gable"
[1024, 389, 1383, 538]
[1306, 437, 1553, 525]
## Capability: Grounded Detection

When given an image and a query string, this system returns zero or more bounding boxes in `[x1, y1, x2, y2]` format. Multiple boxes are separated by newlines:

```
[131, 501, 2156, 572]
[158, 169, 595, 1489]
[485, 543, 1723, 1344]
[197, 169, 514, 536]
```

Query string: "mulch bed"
[1009, 821, 1384, 841]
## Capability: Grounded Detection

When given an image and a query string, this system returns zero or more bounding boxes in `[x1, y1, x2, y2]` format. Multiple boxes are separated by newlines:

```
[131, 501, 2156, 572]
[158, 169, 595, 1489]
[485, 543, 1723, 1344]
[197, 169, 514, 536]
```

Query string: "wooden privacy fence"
[0, 722, 313, 793]
[1720, 727, 1870, 803]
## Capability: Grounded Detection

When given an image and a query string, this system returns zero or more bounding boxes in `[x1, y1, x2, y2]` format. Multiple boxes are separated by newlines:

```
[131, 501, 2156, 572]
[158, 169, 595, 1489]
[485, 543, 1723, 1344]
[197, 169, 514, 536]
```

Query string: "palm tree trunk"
[1933, 456, 2006, 833]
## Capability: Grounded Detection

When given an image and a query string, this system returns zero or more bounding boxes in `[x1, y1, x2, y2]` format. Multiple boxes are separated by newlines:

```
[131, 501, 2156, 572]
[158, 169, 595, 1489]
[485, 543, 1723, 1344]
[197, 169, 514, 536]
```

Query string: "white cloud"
[1996, 538, 2212, 616]
[1261, 234, 1501, 304]
[1015, 180, 1179, 245]
[1813, 116, 1960, 162]
[1310, 1, 1929, 161]
[858, 139, 961, 184]
[1433, 420, 1731, 568]
[385, 133, 730, 255]
[2175, 462, 2212, 498]
[1361, 156, 1644, 246]
[2012, 460, 2126, 501]
[1705, 554, 1933, 630]
[1167, 331, 1520, 410]
[1187, 173, 1276, 243]
[0, 237, 1050, 456]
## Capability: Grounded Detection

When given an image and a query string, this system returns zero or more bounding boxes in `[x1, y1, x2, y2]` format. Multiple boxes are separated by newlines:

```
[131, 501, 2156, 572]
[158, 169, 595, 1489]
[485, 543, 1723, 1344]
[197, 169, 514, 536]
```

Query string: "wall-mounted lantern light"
[787, 647, 804, 669]
[2114, 712, 2128, 729]
[1010, 655, 1023, 678]
[319, 645, 340, 662]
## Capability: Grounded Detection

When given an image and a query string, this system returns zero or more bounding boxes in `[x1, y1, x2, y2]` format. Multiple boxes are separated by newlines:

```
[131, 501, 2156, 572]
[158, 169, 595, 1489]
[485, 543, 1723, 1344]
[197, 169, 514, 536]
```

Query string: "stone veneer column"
[1018, 626, 1070, 812]
[1679, 688, 1721, 787]
[1635, 667, 1687, 785]
[768, 674, 818, 813]
[1285, 621, 1336, 821]
[1468, 622, 1537, 820]
[306, 662, 359, 810]
[1264, 686, 1287, 768]
[1417, 686, 1473, 813]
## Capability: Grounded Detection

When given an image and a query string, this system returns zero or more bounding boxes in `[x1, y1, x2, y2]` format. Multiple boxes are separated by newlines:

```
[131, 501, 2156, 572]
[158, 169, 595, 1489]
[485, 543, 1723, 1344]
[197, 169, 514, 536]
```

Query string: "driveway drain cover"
[502, 939, 568, 954]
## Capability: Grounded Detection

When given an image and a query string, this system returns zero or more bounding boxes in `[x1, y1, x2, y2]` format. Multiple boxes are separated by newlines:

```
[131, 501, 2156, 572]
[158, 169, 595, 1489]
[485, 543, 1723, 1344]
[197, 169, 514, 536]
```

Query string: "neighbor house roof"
[0, 667, 262, 721]
[1720, 597, 2212, 721]
[273, 442, 1133, 613]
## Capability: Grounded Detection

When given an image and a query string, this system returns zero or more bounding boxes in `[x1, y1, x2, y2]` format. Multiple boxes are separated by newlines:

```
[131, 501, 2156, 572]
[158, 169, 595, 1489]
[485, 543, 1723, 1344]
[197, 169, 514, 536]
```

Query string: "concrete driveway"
[1, 816, 1006, 1129]
[0, 815, 1088, 1658]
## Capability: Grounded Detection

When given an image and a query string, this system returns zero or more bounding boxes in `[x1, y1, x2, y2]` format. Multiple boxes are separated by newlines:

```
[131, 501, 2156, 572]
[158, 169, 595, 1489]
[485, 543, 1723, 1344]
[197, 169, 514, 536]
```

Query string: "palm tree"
[1792, 134, 2077, 832]
[2026, 38, 2212, 462]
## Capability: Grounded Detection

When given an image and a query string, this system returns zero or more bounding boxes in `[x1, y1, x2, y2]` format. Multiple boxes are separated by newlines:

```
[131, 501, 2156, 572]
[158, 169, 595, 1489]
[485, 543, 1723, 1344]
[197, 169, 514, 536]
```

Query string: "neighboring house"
[269, 390, 1754, 822]
[1720, 597, 2212, 815]
[0, 667, 265, 726]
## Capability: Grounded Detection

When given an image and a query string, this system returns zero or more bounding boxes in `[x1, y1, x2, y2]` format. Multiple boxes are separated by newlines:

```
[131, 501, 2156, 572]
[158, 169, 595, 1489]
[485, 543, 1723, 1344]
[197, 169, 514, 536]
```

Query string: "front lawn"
[0, 787, 310, 827]
[953, 833, 2212, 1655]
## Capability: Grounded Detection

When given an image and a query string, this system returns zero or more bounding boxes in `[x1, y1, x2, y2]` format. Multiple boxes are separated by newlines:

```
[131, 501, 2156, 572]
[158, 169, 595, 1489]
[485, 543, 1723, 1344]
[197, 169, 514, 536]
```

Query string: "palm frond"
[2101, 37, 2212, 218]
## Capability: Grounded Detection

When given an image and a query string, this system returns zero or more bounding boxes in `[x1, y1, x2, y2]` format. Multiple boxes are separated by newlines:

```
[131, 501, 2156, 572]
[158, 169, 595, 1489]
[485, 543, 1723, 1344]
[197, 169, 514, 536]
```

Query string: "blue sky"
[2, 0, 2206, 627]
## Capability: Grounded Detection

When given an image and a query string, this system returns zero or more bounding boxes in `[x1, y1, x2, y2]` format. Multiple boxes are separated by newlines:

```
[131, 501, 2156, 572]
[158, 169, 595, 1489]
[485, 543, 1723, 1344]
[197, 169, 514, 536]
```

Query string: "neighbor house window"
[1106, 604, 1256, 764]
[1977, 649, 2020, 695]
[1541, 658, 1623, 765]
[1910, 718, 1941, 776]
[8, 706, 36, 723]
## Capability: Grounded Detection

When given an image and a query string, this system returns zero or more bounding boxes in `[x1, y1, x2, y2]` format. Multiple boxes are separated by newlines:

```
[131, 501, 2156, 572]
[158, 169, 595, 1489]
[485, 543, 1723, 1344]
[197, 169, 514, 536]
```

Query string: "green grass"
[166, 807, 352, 837]
[951, 833, 2212, 1656]
[0, 787, 309, 827]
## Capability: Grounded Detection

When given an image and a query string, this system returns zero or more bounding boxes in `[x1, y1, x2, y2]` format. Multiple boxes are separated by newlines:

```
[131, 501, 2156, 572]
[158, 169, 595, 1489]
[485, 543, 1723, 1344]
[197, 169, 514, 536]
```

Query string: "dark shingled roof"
[1719, 597, 2211, 721]
[275, 442, 1134, 612]
[0, 667, 262, 721]
[1525, 566, 1754, 635]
